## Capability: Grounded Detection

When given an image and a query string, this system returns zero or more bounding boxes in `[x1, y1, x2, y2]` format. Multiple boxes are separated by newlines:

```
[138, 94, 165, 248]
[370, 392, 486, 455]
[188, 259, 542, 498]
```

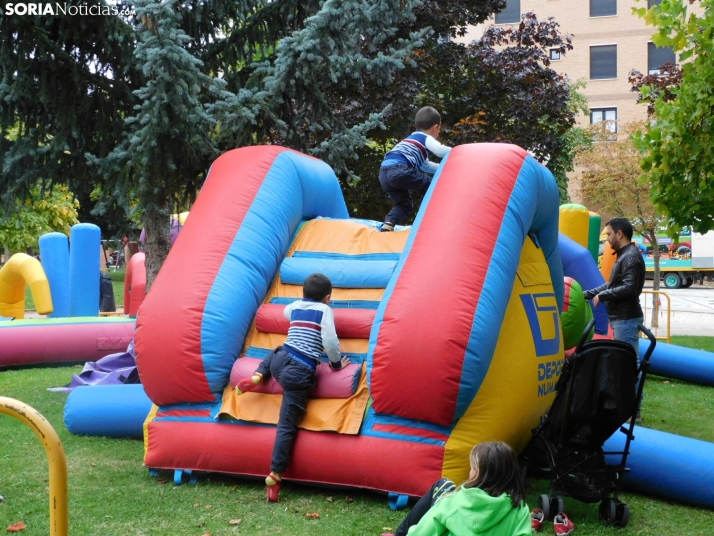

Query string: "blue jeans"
[610, 316, 644, 410]
[379, 162, 432, 225]
[610, 317, 643, 357]
[255, 348, 316, 473]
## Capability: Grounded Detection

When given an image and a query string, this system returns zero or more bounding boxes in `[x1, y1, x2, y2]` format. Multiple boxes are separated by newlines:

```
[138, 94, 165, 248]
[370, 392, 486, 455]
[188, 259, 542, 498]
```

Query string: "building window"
[648, 42, 676, 75]
[591, 108, 618, 139]
[495, 0, 520, 24]
[590, 0, 617, 17]
[590, 45, 617, 79]
[550, 48, 561, 61]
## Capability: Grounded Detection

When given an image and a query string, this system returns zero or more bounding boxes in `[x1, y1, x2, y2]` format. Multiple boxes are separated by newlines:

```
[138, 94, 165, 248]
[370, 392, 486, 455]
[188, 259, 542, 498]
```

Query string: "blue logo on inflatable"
[520, 293, 561, 357]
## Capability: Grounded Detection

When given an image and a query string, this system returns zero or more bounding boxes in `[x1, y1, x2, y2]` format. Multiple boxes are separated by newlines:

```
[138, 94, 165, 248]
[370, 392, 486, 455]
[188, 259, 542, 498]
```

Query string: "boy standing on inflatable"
[235, 273, 350, 502]
[378, 107, 452, 231]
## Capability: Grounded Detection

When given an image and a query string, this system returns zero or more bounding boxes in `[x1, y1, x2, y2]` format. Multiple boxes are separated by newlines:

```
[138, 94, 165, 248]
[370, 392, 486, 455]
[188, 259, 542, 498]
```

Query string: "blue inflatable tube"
[558, 233, 609, 335]
[39, 232, 70, 318]
[280, 258, 397, 288]
[605, 427, 714, 509]
[65, 384, 153, 438]
[69, 223, 101, 317]
[639, 339, 714, 386]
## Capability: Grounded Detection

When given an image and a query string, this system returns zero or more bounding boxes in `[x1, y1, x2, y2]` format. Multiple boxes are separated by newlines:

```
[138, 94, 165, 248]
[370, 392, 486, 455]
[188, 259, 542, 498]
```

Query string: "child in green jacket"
[389, 442, 532, 536]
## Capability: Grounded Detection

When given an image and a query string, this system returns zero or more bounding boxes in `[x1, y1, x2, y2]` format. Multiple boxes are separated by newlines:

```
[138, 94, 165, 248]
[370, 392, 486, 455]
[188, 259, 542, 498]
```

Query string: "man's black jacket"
[584, 242, 645, 321]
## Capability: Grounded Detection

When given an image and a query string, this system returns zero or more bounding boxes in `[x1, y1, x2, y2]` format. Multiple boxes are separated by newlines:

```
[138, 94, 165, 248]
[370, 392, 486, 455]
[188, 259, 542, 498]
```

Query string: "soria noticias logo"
[5, 3, 136, 16]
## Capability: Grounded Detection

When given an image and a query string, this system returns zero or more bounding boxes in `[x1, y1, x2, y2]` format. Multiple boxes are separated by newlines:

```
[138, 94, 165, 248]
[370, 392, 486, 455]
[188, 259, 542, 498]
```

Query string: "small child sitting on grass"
[236, 273, 350, 502]
[385, 442, 534, 536]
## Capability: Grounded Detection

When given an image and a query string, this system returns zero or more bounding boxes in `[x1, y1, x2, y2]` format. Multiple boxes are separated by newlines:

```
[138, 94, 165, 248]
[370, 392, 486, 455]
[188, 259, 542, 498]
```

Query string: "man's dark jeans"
[256, 348, 316, 473]
[379, 162, 432, 225]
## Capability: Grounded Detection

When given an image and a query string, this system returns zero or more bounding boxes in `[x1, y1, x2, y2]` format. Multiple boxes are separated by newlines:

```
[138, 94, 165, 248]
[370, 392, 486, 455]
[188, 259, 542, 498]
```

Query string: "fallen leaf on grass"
[157, 479, 168, 484]
[382, 528, 393, 532]
[664, 380, 670, 384]
[304, 512, 320, 519]
[193, 503, 199, 507]
[326, 496, 333, 502]
[7, 521, 26, 532]
[232, 484, 239, 488]
[205, 505, 213, 509]
[345, 496, 354, 503]
[229, 519, 242, 525]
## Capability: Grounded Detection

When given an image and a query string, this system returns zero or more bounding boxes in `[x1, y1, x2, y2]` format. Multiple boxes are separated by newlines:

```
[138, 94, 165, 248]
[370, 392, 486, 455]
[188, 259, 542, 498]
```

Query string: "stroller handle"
[574, 318, 597, 354]
[637, 323, 657, 362]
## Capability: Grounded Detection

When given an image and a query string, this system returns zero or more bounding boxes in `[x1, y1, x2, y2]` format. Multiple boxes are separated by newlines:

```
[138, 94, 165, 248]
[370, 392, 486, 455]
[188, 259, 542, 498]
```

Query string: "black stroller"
[521, 319, 657, 528]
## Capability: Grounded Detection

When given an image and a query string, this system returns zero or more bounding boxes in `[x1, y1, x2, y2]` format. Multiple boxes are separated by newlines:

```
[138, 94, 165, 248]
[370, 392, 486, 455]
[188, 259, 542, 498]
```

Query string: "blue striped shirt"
[282, 299, 341, 367]
[382, 131, 451, 173]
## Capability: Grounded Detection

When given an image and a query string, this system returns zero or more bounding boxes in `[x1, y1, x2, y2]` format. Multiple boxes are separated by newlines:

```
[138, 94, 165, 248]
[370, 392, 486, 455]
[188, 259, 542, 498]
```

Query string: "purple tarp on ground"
[48, 340, 138, 392]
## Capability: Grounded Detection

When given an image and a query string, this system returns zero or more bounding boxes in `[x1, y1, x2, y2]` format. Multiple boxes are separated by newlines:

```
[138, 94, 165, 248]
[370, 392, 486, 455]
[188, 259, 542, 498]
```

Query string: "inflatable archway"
[0, 253, 53, 319]
[136, 144, 564, 496]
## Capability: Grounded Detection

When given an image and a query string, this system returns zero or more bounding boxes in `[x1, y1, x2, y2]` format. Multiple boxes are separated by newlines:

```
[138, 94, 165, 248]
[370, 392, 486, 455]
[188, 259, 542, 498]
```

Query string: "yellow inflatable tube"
[0, 254, 53, 319]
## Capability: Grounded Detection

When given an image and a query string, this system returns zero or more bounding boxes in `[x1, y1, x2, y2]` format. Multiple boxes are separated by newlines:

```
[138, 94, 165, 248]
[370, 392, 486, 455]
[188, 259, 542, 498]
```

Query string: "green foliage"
[2, 0, 582, 273]
[347, 12, 582, 218]
[633, 0, 714, 232]
[97, 0, 233, 287]
[0, 185, 79, 254]
[0, 2, 137, 214]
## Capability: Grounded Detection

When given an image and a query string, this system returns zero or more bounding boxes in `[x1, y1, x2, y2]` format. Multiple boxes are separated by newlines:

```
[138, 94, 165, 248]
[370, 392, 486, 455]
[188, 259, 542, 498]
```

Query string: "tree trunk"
[649, 232, 661, 329]
[143, 203, 172, 293]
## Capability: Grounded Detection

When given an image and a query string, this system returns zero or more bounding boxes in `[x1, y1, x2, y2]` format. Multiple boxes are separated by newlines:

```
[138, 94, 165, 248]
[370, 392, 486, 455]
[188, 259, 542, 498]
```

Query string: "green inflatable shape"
[561, 277, 594, 350]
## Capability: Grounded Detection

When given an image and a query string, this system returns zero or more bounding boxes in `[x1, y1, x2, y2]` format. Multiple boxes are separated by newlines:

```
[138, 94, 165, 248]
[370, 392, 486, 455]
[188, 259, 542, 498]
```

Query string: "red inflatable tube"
[0, 319, 135, 368]
[255, 303, 375, 339]
[229, 356, 361, 398]
[124, 252, 146, 317]
[145, 419, 444, 497]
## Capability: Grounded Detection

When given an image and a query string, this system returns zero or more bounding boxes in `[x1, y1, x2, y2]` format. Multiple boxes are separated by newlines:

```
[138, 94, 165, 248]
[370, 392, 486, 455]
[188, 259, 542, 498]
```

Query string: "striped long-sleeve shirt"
[282, 299, 342, 369]
[382, 131, 451, 173]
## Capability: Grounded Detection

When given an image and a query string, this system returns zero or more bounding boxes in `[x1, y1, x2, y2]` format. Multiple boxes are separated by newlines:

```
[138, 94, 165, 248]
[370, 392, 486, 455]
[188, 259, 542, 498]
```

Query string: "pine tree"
[97, 0, 228, 288]
[0, 3, 137, 231]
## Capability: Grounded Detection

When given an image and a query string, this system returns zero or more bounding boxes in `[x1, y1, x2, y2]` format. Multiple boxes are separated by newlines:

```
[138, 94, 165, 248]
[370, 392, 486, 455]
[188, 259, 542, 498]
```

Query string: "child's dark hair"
[606, 217, 634, 240]
[303, 273, 332, 302]
[462, 441, 526, 507]
[415, 106, 441, 130]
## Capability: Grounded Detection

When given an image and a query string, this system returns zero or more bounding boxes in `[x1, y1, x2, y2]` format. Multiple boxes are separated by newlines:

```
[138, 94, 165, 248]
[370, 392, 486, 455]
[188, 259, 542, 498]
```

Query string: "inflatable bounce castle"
[134, 143, 566, 497]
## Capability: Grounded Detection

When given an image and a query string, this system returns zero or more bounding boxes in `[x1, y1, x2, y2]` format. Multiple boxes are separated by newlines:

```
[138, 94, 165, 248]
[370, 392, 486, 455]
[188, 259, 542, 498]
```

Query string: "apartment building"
[458, 0, 687, 202]
[460, 0, 676, 131]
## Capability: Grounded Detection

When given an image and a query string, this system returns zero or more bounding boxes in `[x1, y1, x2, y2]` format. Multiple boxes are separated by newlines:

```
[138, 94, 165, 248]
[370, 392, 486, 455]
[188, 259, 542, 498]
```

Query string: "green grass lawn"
[1, 339, 713, 534]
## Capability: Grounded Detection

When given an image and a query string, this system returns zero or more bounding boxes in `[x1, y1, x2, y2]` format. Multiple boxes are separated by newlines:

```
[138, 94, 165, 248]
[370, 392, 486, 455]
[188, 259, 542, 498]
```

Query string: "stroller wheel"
[538, 494, 552, 521]
[551, 495, 564, 517]
[614, 501, 630, 528]
[599, 498, 617, 525]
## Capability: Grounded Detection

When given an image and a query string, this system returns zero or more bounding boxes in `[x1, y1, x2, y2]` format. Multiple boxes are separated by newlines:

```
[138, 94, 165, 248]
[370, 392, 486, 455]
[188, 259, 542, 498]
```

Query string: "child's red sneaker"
[266, 481, 280, 502]
[531, 508, 545, 532]
[265, 472, 282, 503]
[553, 512, 575, 535]
[236, 373, 262, 395]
